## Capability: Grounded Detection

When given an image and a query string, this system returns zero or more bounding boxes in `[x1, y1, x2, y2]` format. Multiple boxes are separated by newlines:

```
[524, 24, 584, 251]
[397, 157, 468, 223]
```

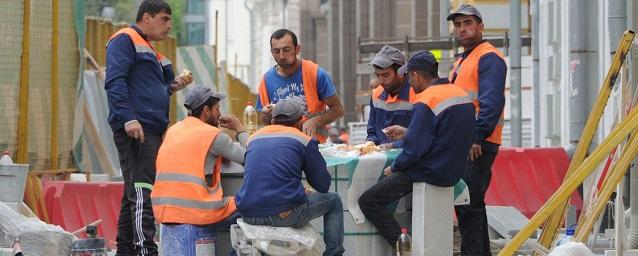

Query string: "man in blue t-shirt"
[257, 29, 344, 143]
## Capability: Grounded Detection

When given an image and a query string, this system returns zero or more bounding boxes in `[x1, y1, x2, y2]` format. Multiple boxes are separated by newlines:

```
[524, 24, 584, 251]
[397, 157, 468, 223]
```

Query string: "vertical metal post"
[51, 0, 60, 169]
[509, 0, 522, 146]
[17, 0, 31, 164]
[532, 0, 540, 146]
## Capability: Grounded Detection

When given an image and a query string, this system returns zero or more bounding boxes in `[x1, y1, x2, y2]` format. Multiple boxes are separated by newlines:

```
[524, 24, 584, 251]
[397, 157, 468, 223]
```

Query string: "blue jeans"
[241, 192, 345, 256]
[161, 211, 240, 256]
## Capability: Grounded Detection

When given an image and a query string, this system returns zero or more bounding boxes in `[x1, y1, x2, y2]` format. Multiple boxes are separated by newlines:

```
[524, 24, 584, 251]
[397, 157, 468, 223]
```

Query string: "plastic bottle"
[0, 151, 13, 165]
[243, 102, 258, 135]
[396, 227, 412, 256]
[556, 226, 575, 246]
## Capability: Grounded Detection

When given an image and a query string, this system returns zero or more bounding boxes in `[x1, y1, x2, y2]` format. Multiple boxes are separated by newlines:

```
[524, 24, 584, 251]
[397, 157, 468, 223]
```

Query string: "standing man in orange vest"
[257, 29, 344, 143]
[152, 86, 248, 256]
[105, 1, 192, 254]
[448, 4, 507, 255]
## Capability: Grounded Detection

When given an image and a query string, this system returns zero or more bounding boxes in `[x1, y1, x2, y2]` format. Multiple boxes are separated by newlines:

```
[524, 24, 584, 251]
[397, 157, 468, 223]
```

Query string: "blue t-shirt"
[256, 64, 337, 111]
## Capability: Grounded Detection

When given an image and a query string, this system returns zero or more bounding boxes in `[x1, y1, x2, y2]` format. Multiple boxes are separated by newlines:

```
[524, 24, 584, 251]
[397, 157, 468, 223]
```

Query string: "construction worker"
[105, 0, 192, 254]
[367, 45, 415, 149]
[257, 29, 345, 143]
[358, 50, 475, 248]
[236, 97, 345, 256]
[448, 4, 508, 256]
[151, 86, 248, 255]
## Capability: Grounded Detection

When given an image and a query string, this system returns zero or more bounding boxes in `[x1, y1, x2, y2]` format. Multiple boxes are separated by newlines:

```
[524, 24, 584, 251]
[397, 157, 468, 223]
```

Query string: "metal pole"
[51, 0, 60, 169]
[509, 0, 522, 147]
[532, 0, 540, 146]
[17, 0, 31, 164]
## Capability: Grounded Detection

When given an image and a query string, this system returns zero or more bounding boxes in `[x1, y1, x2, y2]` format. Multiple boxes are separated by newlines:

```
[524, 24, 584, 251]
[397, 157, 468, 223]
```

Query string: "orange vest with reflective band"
[108, 27, 172, 68]
[371, 85, 416, 111]
[415, 83, 473, 115]
[258, 59, 329, 143]
[152, 117, 236, 225]
[450, 41, 505, 145]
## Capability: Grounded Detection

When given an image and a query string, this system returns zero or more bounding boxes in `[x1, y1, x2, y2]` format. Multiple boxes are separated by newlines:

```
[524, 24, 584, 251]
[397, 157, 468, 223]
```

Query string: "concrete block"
[486, 206, 536, 239]
[412, 182, 453, 256]
[604, 249, 638, 256]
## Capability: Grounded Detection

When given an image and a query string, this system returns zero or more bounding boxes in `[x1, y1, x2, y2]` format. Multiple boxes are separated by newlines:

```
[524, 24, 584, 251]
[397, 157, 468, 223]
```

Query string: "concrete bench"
[412, 182, 453, 256]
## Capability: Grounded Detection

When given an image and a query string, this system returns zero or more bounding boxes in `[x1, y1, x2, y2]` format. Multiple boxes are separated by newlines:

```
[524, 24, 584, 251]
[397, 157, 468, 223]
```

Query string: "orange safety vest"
[415, 83, 473, 115]
[152, 117, 236, 225]
[450, 41, 505, 145]
[107, 27, 172, 68]
[258, 59, 329, 143]
[371, 85, 416, 111]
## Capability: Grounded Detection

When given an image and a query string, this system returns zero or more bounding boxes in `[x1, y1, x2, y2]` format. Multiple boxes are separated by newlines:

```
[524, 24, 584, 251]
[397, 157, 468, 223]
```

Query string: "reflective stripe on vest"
[371, 86, 415, 112]
[248, 125, 312, 146]
[152, 116, 236, 225]
[415, 84, 472, 116]
[258, 59, 329, 142]
[108, 27, 172, 68]
[450, 41, 505, 145]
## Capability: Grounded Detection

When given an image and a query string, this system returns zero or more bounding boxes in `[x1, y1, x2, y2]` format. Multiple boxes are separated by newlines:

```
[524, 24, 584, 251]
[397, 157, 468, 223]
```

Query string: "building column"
[339, 0, 358, 123]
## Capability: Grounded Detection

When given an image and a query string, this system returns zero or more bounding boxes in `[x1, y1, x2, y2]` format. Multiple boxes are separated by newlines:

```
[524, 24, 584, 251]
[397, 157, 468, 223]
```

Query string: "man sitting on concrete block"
[358, 50, 476, 247]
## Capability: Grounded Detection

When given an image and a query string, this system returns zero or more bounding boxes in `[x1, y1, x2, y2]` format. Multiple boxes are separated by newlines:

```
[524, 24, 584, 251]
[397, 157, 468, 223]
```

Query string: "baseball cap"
[446, 4, 483, 22]
[271, 96, 307, 122]
[398, 50, 438, 75]
[369, 45, 405, 69]
[183, 86, 226, 110]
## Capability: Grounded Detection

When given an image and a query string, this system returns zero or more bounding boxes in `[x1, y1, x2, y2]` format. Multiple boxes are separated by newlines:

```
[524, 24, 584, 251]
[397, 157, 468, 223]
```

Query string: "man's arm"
[302, 140, 331, 193]
[105, 35, 137, 126]
[209, 133, 247, 165]
[391, 104, 435, 172]
[305, 94, 344, 129]
[366, 97, 380, 144]
[475, 53, 507, 143]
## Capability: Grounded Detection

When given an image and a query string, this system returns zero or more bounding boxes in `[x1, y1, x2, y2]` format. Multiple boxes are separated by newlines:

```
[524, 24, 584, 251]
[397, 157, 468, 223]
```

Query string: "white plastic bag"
[548, 241, 595, 256]
[233, 218, 325, 256]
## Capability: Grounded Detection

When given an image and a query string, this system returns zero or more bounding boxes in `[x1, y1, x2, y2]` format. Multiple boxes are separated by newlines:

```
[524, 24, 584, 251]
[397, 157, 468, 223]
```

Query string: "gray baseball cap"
[272, 96, 307, 122]
[447, 4, 483, 22]
[369, 45, 405, 69]
[184, 86, 226, 110]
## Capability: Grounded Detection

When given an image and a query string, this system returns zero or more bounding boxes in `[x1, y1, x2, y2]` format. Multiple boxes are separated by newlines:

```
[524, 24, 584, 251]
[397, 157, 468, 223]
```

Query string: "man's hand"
[260, 104, 274, 125]
[383, 166, 393, 177]
[219, 114, 245, 132]
[468, 143, 482, 162]
[302, 116, 321, 138]
[125, 120, 145, 143]
[383, 125, 407, 141]
[170, 73, 193, 92]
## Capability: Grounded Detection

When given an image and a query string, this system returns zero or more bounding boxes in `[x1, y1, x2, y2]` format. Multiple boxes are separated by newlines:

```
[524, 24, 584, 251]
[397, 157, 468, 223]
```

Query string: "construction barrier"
[486, 147, 583, 219]
[43, 181, 123, 249]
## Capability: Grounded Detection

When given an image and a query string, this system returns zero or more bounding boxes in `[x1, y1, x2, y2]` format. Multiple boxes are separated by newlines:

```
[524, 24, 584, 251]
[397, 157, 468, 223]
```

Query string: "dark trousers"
[358, 172, 413, 247]
[114, 130, 162, 256]
[454, 151, 497, 256]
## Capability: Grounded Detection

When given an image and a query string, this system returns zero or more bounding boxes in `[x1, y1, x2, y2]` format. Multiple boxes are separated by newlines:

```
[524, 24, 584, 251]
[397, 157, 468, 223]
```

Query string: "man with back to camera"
[358, 50, 475, 249]
[448, 4, 508, 255]
[105, 0, 193, 254]
[257, 29, 344, 143]
[367, 45, 415, 149]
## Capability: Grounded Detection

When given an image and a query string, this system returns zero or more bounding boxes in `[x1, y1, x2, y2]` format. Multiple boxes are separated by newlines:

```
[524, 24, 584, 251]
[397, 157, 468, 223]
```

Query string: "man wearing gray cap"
[151, 86, 248, 255]
[367, 45, 415, 149]
[236, 97, 345, 256]
[448, 4, 507, 256]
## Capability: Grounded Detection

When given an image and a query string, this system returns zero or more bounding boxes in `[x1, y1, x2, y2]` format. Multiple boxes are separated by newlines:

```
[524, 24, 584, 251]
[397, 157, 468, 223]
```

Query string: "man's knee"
[358, 190, 374, 210]
[327, 192, 343, 211]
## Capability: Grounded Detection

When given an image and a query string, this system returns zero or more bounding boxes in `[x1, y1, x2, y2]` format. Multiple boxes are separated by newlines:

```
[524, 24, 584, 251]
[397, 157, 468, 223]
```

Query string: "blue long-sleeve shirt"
[105, 25, 174, 135]
[367, 80, 414, 148]
[236, 125, 331, 217]
[391, 79, 476, 186]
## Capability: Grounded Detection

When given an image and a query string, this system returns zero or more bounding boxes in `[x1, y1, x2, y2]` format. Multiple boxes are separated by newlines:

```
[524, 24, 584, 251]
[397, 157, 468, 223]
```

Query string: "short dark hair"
[136, 0, 172, 22]
[271, 116, 302, 127]
[373, 63, 401, 74]
[270, 29, 298, 48]
[189, 97, 220, 117]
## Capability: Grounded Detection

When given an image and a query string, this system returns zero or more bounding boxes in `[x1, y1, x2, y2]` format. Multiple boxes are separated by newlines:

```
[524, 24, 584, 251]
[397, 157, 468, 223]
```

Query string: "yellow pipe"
[574, 131, 638, 242]
[535, 30, 636, 251]
[51, 0, 60, 169]
[17, 0, 31, 164]
[498, 105, 638, 256]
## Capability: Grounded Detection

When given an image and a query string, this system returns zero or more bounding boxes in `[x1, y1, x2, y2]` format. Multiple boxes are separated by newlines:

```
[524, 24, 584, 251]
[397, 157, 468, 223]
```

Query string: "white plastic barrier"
[412, 182, 453, 256]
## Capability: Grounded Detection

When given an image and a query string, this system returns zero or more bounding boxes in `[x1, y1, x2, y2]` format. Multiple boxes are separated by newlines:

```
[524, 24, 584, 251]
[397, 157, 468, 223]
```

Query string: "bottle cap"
[3, 150, 9, 155]
[401, 227, 408, 234]
[565, 228, 575, 236]
[246, 101, 253, 106]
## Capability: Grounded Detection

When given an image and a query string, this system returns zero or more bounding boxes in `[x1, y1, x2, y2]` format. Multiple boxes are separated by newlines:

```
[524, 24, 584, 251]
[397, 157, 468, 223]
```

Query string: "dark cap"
[183, 86, 226, 110]
[398, 50, 438, 75]
[447, 4, 483, 22]
[369, 45, 405, 68]
[272, 96, 307, 122]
